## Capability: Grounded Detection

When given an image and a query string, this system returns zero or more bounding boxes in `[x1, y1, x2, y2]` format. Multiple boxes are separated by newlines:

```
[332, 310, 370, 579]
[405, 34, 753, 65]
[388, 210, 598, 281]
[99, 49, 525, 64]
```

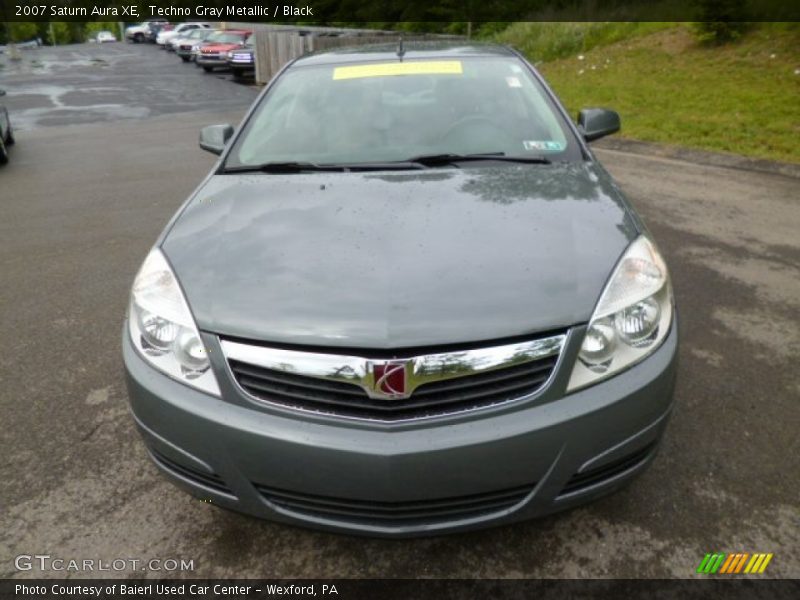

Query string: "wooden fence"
[253, 30, 463, 85]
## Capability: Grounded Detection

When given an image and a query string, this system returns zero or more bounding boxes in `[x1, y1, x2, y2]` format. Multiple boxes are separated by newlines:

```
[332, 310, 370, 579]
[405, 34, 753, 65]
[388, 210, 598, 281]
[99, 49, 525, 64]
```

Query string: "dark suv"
[0, 89, 15, 165]
[226, 35, 255, 80]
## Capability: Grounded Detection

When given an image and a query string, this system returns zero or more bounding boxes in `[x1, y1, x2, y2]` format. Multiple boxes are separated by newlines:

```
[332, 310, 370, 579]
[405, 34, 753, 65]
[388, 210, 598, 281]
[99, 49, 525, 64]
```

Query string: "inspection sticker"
[333, 61, 463, 80]
[523, 140, 565, 152]
[505, 76, 522, 88]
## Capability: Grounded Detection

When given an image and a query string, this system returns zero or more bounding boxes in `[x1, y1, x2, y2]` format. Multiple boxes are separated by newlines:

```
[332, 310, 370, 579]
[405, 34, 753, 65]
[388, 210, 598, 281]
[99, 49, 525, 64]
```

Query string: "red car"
[195, 30, 251, 72]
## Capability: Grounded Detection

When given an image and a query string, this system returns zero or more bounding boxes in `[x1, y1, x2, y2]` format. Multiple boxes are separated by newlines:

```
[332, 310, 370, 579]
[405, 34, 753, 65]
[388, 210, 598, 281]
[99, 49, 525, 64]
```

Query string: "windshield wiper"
[223, 162, 347, 174]
[404, 152, 552, 167]
[223, 161, 427, 174]
[222, 153, 550, 174]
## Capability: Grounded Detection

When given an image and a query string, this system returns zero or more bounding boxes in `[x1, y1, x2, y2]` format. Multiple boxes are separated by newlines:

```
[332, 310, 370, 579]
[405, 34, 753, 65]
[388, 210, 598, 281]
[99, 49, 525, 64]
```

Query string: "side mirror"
[577, 108, 620, 142]
[0, 90, 6, 97]
[199, 124, 234, 155]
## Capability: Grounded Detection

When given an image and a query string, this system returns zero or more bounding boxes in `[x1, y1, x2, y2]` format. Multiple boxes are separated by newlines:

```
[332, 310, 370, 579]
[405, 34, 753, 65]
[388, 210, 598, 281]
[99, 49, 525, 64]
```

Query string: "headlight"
[192, 45, 199, 51]
[567, 235, 673, 392]
[128, 249, 220, 396]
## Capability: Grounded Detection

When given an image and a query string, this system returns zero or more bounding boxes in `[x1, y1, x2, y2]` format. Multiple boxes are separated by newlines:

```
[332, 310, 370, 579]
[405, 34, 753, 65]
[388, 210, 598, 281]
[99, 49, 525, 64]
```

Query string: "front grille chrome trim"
[221, 334, 565, 399]
[219, 333, 566, 422]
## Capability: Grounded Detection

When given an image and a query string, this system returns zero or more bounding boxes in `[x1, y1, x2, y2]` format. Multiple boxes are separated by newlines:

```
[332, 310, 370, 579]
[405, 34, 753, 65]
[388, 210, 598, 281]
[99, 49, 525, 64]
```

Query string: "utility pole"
[49, 22, 56, 46]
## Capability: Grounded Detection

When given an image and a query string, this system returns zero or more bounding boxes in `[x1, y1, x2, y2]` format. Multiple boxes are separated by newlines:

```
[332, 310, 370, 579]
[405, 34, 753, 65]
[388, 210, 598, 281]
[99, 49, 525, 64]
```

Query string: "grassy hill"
[496, 23, 800, 164]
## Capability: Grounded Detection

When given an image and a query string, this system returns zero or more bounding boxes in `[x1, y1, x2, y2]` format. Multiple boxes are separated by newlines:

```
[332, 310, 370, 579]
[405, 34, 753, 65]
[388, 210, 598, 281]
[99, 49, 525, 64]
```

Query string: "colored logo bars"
[697, 552, 773, 574]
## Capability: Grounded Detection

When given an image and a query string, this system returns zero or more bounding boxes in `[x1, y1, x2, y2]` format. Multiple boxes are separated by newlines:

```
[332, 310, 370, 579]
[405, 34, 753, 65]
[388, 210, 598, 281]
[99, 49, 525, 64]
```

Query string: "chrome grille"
[222, 333, 565, 421]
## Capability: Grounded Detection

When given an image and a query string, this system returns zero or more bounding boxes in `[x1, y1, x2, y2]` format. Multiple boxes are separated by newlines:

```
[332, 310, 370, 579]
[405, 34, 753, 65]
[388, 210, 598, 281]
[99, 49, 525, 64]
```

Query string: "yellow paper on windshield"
[333, 61, 463, 80]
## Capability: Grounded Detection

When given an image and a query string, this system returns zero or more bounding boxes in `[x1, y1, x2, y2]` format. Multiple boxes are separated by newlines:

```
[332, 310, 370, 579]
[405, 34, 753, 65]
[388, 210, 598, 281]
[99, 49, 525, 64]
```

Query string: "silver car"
[123, 43, 677, 537]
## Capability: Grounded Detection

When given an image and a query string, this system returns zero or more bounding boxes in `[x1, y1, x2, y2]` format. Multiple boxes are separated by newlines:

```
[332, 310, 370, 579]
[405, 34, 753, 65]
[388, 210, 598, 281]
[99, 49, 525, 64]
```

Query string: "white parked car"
[157, 23, 210, 49]
[96, 31, 116, 43]
[173, 28, 219, 61]
[125, 20, 167, 43]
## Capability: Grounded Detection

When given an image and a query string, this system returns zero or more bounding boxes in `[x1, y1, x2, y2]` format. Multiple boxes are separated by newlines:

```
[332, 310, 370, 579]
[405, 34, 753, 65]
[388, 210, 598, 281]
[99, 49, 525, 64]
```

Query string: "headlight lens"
[578, 318, 617, 370]
[615, 297, 661, 346]
[567, 236, 673, 392]
[128, 249, 220, 396]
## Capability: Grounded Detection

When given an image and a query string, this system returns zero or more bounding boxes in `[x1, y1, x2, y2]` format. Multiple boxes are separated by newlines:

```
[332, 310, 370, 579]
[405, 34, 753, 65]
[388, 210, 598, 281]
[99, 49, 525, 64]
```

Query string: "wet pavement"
[0, 41, 258, 130]
[1, 42, 798, 580]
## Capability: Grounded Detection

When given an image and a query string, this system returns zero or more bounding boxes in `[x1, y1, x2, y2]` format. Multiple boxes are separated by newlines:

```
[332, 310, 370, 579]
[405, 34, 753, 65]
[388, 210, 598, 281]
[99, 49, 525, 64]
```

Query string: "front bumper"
[196, 55, 228, 68]
[228, 59, 254, 68]
[123, 321, 678, 537]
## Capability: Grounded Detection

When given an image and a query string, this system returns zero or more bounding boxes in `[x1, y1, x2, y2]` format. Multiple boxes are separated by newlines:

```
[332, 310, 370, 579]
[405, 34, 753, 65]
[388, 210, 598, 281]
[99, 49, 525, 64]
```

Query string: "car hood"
[162, 163, 638, 349]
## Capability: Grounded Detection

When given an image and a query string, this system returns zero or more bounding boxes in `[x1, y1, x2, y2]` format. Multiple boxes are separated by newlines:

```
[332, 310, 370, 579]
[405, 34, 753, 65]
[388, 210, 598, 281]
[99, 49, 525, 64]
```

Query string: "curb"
[593, 137, 800, 180]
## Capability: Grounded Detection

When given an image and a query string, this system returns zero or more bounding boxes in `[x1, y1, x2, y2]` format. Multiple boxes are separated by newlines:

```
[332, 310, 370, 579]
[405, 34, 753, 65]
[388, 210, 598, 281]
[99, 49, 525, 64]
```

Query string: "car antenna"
[397, 36, 405, 61]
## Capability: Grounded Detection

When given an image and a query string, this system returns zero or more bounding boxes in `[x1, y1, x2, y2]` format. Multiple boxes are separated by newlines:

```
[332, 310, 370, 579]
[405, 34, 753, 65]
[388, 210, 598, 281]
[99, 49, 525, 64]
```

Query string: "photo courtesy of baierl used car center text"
[1, 0, 798, 597]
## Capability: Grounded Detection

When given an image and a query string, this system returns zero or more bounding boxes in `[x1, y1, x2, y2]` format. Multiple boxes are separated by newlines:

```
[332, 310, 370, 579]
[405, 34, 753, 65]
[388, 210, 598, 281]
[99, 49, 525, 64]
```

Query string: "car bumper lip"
[123, 319, 678, 537]
[196, 56, 227, 65]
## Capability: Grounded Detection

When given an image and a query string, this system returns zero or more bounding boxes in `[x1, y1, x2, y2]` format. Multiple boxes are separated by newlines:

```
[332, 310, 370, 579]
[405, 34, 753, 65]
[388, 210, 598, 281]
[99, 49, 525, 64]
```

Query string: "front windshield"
[212, 33, 247, 44]
[225, 56, 581, 168]
[205, 32, 229, 43]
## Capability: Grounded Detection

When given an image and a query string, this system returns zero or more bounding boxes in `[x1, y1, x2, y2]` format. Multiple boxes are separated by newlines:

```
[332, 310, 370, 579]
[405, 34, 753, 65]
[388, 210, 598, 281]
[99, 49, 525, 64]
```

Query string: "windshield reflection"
[226, 56, 582, 169]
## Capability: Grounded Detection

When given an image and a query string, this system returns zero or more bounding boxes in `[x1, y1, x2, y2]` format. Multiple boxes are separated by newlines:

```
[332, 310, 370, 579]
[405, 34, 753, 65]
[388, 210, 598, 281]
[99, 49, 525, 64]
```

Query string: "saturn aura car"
[123, 42, 678, 537]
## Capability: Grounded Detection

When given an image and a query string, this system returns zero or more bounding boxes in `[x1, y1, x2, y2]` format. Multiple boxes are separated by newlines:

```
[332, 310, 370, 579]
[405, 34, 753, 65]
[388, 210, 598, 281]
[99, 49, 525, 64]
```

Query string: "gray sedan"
[123, 43, 677, 537]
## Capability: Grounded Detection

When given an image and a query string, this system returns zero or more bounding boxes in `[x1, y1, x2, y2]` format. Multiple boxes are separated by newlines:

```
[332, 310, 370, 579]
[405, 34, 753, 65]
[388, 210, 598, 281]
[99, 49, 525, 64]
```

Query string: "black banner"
[2, 579, 800, 600]
[1, 0, 798, 23]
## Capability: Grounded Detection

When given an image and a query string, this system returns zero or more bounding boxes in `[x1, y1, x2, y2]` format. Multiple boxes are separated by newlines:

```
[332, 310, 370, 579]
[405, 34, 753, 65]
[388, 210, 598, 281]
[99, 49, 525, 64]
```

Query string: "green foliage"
[694, 0, 751, 44]
[49, 23, 70, 44]
[4, 22, 40, 43]
[495, 21, 677, 62]
[693, 21, 751, 45]
[537, 24, 800, 163]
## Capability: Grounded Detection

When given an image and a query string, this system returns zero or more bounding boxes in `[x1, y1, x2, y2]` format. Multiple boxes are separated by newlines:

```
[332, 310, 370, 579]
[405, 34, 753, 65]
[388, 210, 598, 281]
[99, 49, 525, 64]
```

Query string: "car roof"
[292, 41, 517, 67]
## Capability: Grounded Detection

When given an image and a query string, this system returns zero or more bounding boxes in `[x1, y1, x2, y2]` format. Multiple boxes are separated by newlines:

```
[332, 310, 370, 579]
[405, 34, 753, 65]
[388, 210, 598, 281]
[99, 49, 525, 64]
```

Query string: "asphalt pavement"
[1, 42, 798, 579]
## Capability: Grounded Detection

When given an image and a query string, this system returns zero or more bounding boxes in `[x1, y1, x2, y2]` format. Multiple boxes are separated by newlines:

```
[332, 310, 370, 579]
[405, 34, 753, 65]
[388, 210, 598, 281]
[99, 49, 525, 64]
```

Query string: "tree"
[694, 0, 751, 44]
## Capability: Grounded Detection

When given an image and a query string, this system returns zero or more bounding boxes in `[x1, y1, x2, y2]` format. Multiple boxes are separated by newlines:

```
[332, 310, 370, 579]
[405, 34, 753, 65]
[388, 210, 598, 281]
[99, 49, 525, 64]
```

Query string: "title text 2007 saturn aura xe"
[123, 42, 678, 537]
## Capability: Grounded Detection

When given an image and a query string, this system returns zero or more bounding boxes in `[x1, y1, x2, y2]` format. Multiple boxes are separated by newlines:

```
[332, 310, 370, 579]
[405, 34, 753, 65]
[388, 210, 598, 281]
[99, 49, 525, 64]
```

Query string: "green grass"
[495, 21, 678, 63]
[499, 23, 800, 164]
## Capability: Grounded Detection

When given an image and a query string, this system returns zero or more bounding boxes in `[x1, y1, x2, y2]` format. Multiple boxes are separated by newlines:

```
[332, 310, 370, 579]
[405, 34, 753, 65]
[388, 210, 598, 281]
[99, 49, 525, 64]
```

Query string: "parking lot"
[1, 42, 798, 579]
